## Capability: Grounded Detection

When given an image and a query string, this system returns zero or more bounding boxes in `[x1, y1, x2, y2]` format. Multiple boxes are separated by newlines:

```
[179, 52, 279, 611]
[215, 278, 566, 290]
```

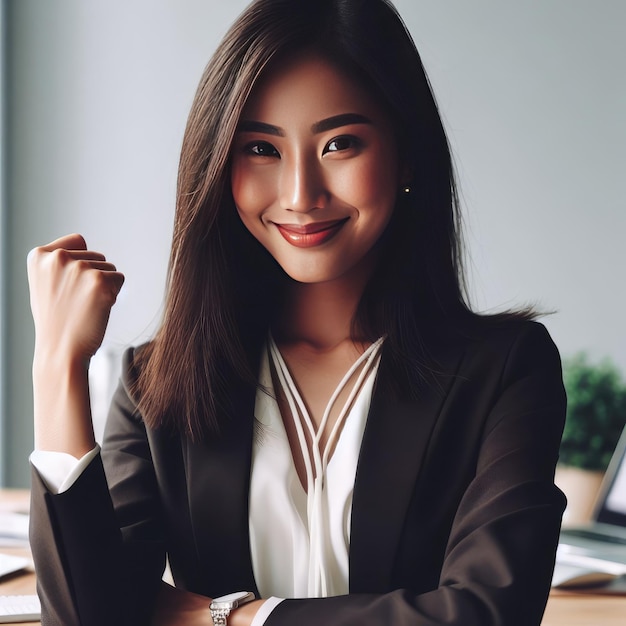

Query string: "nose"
[279, 153, 328, 213]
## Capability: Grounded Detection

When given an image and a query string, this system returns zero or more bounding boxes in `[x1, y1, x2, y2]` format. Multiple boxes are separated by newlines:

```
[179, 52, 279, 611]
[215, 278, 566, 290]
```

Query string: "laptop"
[553, 424, 626, 587]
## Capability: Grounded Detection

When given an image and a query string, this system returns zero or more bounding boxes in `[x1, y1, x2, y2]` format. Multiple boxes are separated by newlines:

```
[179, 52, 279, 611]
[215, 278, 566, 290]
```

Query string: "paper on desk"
[553, 550, 626, 589]
[0, 514, 29, 548]
[0, 553, 32, 579]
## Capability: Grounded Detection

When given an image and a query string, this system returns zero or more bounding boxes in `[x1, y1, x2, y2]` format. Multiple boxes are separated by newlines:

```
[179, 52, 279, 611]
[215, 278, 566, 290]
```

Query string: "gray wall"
[0, 0, 6, 485]
[2, 0, 625, 486]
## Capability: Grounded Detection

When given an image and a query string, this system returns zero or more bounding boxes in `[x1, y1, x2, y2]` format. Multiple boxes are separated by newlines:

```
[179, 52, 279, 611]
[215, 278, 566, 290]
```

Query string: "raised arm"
[27, 232, 125, 457]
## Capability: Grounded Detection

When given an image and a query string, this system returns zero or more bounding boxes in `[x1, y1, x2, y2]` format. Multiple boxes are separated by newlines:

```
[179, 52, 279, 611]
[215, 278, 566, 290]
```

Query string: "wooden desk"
[543, 590, 626, 625]
[3, 490, 626, 625]
[3, 572, 625, 626]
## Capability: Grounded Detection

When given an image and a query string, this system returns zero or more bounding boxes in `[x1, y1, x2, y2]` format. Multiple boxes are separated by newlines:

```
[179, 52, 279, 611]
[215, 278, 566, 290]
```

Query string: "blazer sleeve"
[264, 322, 567, 626]
[29, 347, 166, 626]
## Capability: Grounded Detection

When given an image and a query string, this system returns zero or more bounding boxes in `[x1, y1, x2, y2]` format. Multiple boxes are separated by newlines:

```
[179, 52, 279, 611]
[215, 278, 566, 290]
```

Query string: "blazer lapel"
[182, 385, 260, 597]
[350, 341, 464, 593]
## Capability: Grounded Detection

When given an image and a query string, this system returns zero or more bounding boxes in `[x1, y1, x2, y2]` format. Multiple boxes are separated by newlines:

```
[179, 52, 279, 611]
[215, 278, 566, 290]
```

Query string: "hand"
[27, 233, 125, 456]
[27, 233, 125, 364]
[151, 583, 213, 625]
[151, 583, 265, 626]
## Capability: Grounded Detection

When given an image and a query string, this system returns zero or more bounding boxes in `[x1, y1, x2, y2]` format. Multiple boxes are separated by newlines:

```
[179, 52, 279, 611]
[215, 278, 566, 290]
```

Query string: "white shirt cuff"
[249, 597, 284, 626]
[30, 445, 101, 494]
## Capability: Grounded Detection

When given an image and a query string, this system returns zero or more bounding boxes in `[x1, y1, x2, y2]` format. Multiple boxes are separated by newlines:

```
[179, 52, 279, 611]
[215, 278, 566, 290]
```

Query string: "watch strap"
[211, 607, 230, 626]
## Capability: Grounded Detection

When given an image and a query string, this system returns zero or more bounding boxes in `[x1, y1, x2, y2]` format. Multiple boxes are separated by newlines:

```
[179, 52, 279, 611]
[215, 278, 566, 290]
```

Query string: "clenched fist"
[27, 233, 125, 364]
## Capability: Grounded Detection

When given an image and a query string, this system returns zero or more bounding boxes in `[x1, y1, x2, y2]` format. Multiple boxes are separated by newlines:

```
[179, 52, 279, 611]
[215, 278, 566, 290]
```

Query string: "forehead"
[241, 51, 391, 125]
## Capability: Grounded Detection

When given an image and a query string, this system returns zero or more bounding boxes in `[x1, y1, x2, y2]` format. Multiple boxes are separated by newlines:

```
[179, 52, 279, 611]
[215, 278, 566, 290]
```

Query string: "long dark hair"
[134, 0, 536, 438]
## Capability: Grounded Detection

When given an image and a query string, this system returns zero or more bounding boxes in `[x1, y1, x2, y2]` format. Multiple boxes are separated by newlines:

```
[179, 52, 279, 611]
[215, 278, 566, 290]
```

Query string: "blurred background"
[1, 0, 625, 487]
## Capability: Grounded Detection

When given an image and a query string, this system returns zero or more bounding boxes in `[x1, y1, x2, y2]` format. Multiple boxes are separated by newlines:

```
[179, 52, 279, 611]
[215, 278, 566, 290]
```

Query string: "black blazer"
[30, 320, 566, 626]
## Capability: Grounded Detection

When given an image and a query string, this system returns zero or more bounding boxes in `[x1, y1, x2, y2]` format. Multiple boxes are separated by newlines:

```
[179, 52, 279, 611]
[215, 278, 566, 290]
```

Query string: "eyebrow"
[311, 113, 372, 134]
[237, 113, 373, 137]
[237, 120, 285, 137]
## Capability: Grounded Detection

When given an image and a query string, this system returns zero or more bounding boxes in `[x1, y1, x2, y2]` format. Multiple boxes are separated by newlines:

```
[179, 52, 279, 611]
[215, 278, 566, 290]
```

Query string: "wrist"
[228, 600, 265, 626]
[33, 343, 90, 375]
[32, 349, 95, 457]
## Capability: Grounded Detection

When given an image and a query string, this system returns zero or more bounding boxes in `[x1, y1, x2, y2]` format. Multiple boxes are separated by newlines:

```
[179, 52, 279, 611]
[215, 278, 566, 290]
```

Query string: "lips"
[274, 218, 349, 248]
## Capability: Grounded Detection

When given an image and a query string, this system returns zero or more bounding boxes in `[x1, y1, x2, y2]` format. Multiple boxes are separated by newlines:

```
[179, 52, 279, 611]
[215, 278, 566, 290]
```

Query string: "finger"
[28, 234, 89, 268]
[39, 233, 89, 252]
[28, 248, 108, 275]
[82, 260, 119, 272]
[86, 270, 125, 306]
[84, 266, 125, 289]
[111, 271, 125, 290]
[106, 271, 125, 300]
[65, 250, 108, 263]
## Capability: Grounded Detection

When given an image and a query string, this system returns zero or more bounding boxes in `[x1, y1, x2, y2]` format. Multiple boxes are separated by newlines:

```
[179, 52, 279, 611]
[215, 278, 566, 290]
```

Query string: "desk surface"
[2, 489, 626, 625]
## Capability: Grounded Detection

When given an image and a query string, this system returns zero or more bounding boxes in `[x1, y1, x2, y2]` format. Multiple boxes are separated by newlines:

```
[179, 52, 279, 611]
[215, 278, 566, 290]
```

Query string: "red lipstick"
[275, 218, 348, 248]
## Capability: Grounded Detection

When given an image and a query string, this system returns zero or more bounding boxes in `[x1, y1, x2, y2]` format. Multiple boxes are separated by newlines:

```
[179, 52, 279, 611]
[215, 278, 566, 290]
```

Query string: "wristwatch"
[209, 591, 256, 625]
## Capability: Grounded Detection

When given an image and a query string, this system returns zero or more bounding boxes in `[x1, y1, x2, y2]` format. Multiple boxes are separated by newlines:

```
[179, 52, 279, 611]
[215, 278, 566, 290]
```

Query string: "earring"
[402, 186, 411, 194]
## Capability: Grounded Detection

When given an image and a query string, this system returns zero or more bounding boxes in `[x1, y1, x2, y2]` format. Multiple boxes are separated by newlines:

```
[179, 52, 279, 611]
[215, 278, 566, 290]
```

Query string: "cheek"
[336, 153, 399, 214]
[231, 161, 276, 222]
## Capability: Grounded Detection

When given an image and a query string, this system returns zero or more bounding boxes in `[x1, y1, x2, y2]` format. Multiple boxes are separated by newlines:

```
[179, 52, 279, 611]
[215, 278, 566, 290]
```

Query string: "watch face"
[211, 591, 255, 608]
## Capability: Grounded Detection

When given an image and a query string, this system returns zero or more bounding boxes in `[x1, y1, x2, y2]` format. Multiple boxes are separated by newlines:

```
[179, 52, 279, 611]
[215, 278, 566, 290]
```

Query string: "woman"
[27, 0, 566, 624]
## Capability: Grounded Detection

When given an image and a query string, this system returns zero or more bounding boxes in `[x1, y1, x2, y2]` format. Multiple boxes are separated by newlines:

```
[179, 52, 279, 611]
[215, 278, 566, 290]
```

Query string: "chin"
[279, 261, 363, 286]
[274, 261, 336, 285]
[282, 270, 336, 285]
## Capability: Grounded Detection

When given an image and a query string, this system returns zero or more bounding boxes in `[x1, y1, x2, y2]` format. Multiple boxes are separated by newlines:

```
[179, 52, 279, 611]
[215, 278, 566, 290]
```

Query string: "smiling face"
[230, 51, 403, 285]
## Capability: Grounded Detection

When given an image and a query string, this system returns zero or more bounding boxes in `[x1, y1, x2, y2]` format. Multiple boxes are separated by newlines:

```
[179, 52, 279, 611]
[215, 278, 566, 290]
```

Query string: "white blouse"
[249, 336, 385, 599]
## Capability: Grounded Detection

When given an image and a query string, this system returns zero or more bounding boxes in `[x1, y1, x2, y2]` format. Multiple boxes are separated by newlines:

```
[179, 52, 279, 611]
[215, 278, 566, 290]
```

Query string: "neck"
[274, 266, 372, 351]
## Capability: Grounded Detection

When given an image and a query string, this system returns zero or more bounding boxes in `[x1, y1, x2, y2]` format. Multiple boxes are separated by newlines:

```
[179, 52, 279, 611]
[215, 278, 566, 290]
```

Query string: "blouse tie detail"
[249, 336, 385, 599]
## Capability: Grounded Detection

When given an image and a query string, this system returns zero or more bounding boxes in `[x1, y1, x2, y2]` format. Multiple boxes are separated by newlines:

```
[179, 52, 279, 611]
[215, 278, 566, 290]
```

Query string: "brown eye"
[246, 141, 280, 158]
[323, 135, 361, 154]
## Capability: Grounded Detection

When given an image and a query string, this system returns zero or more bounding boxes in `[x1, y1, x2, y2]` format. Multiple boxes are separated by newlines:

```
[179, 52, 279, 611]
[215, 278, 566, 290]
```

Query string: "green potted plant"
[556, 352, 626, 525]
